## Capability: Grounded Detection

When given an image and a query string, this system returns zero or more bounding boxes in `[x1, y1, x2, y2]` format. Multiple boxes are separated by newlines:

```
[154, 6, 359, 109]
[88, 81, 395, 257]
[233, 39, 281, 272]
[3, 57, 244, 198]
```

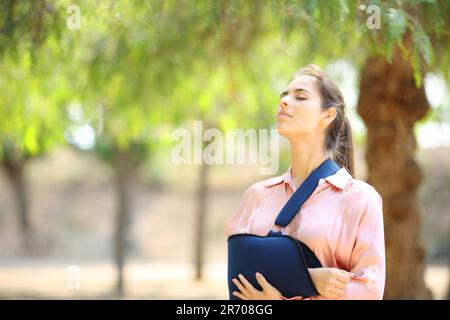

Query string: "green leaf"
[411, 48, 423, 87]
[385, 8, 406, 62]
[412, 25, 434, 65]
[23, 124, 40, 155]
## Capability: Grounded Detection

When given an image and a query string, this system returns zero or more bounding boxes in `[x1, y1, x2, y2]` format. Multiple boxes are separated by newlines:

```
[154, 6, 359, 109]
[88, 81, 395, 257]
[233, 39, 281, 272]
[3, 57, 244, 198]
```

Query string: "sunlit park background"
[0, 0, 449, 300]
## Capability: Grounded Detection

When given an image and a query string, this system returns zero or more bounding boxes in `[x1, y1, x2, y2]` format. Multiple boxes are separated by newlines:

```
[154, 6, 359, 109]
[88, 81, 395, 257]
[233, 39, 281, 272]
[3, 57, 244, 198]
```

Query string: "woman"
[224, 65, 385, 300]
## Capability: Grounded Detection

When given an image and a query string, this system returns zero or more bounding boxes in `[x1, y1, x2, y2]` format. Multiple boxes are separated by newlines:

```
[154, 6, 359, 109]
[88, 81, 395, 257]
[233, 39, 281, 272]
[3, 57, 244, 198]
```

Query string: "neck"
[289, 135, 330, 188]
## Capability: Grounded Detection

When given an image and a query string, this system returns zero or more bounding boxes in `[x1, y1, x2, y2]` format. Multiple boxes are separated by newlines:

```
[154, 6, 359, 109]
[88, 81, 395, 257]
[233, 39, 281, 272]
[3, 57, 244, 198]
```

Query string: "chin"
[276, 123, 290, 137]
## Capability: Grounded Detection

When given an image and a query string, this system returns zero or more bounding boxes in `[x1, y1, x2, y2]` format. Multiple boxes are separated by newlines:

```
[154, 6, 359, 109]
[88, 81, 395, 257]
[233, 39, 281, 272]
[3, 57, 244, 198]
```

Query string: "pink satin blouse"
[224, 165, 386, 300]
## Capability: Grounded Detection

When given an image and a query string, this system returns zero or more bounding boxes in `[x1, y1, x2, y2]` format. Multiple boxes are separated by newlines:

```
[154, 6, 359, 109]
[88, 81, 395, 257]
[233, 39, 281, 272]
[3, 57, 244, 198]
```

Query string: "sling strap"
[267, 157, 340, 236]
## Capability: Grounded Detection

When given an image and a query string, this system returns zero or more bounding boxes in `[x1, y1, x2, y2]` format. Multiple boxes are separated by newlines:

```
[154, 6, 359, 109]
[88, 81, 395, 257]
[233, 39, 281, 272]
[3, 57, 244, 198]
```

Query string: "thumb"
[344, 270, 356, 277]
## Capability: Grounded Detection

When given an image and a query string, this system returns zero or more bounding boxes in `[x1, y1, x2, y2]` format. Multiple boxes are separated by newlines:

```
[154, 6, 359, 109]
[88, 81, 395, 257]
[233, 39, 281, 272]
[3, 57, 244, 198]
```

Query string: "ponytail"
[334, 116, 354, 177]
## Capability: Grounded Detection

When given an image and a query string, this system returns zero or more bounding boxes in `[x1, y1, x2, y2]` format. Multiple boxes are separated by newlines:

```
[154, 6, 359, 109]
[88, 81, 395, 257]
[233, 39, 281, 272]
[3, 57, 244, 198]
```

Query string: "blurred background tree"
[0, 0, 71, 254]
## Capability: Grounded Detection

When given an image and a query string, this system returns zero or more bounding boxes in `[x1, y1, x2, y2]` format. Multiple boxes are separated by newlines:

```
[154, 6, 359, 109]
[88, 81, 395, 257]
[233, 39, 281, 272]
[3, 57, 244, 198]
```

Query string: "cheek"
[277, 114, 316, 137]
[291, 103, 321, 132]
[276, 99, 322, 136]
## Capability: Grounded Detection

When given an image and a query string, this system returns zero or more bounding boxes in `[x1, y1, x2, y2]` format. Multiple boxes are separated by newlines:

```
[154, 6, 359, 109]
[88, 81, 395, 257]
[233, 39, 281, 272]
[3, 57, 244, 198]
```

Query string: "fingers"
[232, 291, 249, 300]
[321, 269, 351, 299]
[313, 268, 352, 299]
[324, 291, 340, 299]
[333, 269, 351, 284]
[342, 270, 355, 278]
[232, 278, 250, 297]
[238, 274, 258, 294]
[323, 284, 345, 299]
[328, 286, 345, 297]
[255, 272, 271, 291]
[331, 278, 347, 291]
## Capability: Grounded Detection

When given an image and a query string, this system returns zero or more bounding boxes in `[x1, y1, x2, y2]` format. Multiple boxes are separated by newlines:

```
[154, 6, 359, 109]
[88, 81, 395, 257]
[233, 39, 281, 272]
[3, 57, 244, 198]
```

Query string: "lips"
[277, 111, 292, 118]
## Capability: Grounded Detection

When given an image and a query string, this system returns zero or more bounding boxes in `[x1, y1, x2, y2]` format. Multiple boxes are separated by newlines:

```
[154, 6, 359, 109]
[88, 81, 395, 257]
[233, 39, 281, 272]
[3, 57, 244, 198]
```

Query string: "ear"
[321, 107, 337, 127]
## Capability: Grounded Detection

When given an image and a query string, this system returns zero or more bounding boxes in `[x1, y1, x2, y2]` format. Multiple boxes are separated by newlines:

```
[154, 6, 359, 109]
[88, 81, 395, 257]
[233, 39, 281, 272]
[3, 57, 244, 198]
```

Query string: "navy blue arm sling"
[227, 157, 341, 299]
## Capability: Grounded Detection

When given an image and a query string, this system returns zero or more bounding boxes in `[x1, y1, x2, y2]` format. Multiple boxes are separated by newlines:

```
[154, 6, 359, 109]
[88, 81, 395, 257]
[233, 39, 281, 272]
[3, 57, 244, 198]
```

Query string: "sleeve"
[224, 184, 261, 237]
[281, 185, 385, 301]
[335, 185, 386, 300]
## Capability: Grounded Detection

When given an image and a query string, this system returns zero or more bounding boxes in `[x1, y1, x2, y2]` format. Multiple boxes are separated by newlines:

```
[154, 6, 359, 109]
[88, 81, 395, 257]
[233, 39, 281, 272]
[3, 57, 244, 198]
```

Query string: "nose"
[279, 97, 288, 110]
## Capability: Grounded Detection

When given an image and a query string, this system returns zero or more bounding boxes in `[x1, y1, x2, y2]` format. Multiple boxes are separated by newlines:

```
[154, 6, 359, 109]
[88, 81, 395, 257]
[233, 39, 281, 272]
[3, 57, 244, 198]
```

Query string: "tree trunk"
[357, 50, 432, 299]
[113, 147, 133, 297]
[3, 157, 32, 254]
[194, 156, 210, 281]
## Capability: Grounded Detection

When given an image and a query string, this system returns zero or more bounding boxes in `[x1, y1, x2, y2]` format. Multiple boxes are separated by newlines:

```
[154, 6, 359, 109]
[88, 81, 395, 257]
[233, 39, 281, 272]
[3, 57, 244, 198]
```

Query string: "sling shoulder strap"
[268, 158, 340, 236]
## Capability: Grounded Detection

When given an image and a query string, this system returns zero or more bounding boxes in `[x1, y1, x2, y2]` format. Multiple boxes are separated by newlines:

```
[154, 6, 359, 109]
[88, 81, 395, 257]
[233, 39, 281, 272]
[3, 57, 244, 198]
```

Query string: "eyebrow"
[279, 88, 311, 99]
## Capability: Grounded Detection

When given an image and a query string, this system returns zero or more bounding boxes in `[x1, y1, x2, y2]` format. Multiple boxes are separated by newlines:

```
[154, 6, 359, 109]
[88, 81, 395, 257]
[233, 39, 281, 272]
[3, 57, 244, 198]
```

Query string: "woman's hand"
[232, 273, 283, 300]
[308, 267, 354, 299]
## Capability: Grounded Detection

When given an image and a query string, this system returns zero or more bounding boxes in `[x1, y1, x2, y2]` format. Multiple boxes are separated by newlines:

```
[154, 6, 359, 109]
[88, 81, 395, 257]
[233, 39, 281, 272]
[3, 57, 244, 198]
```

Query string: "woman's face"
[276, 74, 335, 139]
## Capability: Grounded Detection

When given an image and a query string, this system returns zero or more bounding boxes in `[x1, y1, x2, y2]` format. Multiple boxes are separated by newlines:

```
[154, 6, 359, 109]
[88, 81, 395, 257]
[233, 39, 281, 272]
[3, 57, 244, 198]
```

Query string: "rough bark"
[357, 50, 432, 299]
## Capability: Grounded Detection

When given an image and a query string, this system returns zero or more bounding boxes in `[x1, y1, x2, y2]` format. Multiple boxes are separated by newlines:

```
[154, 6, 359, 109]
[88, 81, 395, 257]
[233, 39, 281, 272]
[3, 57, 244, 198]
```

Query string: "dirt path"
[0, 259, 447, 299]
